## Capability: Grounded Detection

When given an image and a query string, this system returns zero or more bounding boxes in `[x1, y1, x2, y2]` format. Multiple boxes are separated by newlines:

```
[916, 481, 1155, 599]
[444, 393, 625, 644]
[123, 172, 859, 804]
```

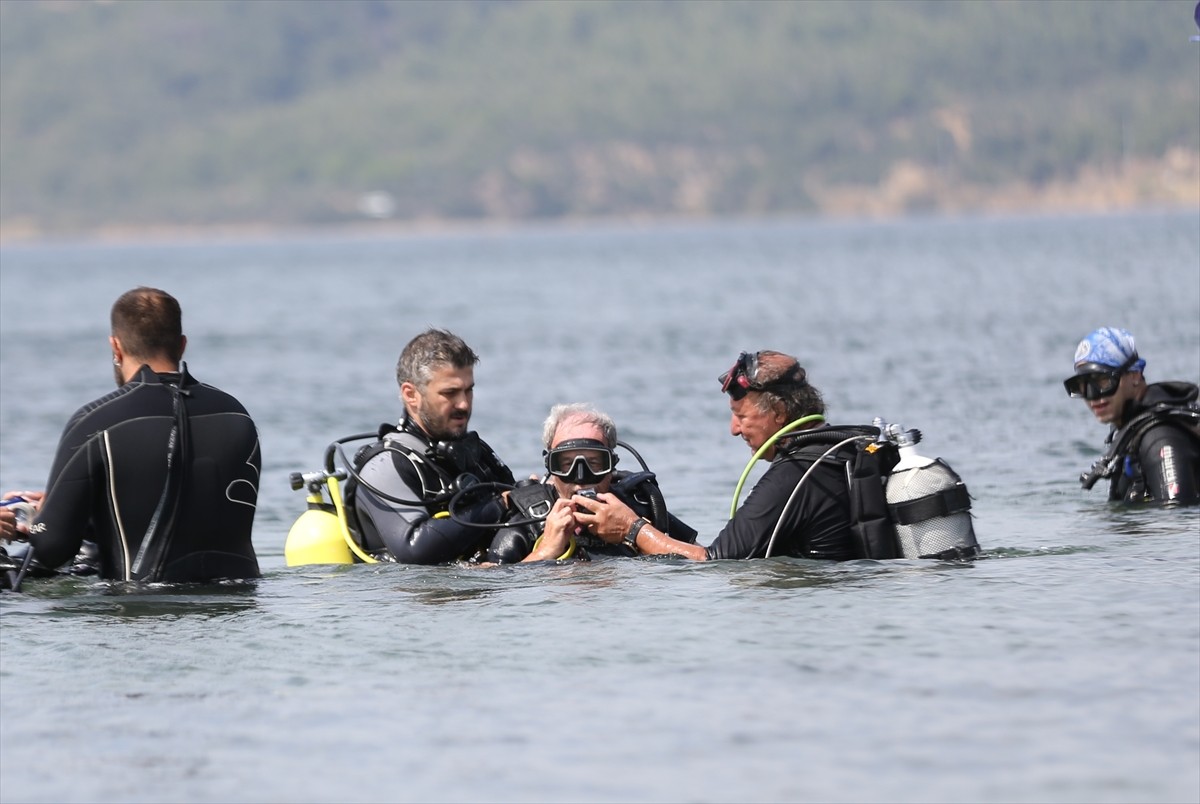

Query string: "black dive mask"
[718, 351, 807, 400]
[1063, 354, 1139, 400]
[544, 438, 616, 485]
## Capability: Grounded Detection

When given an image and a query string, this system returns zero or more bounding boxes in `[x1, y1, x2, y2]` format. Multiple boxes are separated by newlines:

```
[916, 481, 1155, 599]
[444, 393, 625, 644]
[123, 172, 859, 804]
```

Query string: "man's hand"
[522, 498, 579, 561]
[1, 490, 43, 539]
[572, 491, 637, 545]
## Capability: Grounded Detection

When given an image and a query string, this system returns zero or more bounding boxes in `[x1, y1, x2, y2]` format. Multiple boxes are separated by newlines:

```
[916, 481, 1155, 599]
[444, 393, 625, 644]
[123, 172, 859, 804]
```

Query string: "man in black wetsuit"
[344, 329, 567, 564]
[575, 350, 861, 561]
[23, 287, 261, 582]
[488, 402, 697, 561]
[1065, 327, 1200, 506]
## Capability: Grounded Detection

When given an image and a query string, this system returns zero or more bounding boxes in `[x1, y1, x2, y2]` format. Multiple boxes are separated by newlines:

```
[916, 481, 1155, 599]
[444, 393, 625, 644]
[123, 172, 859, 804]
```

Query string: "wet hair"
[747, 351, 825, 422]
[396, 328, 479, 390]
[110, 287, 184, 363]
[542, 402, 618, 450]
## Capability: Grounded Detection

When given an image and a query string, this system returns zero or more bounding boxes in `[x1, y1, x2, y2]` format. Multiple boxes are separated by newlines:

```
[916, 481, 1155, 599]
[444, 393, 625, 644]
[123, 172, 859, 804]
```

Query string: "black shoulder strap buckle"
[509, 482, 557, 521]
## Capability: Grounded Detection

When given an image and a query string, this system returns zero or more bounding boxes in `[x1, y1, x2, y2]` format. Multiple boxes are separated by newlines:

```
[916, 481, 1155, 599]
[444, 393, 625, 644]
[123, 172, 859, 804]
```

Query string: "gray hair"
[396, 328, 479, 390]
[743, 351, 825, 423]
[751, 382, 826, 423]
[542, 403, 618, 449]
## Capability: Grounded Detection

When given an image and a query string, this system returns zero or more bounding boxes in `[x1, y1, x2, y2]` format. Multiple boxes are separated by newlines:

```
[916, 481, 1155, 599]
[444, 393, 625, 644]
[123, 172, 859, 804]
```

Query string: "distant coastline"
[3, 152, 1196, 248]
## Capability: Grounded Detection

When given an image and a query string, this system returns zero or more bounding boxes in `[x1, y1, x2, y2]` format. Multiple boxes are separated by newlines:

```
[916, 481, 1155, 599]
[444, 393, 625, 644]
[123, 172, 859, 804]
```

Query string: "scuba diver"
[337, 328, 567, 565]
[486, 403, 697, 562]
[3, 287, 260, 588]
[572, 350, 979, 561]
[1066, 327, 1200, 506]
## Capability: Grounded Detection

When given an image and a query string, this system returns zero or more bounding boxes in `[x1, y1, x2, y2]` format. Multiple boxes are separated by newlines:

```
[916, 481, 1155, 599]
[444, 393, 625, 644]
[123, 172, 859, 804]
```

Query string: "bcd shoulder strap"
[846, 442, 899, 560]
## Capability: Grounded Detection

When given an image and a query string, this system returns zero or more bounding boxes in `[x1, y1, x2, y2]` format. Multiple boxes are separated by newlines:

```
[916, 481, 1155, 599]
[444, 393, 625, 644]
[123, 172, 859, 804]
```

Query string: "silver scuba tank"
[881, 425, 980, 560]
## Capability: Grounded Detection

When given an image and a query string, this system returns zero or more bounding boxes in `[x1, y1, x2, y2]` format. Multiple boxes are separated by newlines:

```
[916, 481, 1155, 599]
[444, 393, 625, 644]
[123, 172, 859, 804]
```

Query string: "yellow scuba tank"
[285, 502, 353, 566]
[284, 470, 355, 566]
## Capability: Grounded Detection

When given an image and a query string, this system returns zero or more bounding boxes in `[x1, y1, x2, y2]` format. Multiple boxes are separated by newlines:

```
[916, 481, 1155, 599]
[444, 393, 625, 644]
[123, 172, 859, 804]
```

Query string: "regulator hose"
[762, 434, 872, 559]
[445, 481, 549, 530]
[730, 414, 825, 518]
[333, 438, 461, 508]
[611, 471, 670, 533]
[327, 475, 378, 564]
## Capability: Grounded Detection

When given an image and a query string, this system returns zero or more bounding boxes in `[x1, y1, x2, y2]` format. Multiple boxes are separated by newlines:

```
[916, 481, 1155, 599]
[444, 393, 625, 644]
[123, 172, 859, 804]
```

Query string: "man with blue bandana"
[1064, 327, 1200, 505]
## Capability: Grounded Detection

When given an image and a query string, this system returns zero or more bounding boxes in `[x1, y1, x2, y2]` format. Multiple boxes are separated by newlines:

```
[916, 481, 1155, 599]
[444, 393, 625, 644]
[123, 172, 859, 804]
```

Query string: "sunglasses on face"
[544, 439, 615, 484]
[1063, 354, 1138, 400]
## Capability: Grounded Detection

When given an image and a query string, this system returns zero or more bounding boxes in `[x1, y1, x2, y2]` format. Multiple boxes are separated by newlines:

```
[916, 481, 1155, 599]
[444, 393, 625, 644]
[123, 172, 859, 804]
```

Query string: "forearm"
[389, 498, 504, 564]
[1139, 427, 1200, 505]
[628, 519, 709, 560]
[581, 492, 709, 560]
[519, 499, 577, 562]
[520, 534, 574, 562]
[28, 482, 89, 570]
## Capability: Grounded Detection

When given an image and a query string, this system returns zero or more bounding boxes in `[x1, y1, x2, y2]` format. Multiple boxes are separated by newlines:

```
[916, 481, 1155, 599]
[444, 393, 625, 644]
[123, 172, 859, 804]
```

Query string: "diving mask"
[719, 351, 807, 400]
[544, 438, 616, 485]
[1063, 354, 1139, 400]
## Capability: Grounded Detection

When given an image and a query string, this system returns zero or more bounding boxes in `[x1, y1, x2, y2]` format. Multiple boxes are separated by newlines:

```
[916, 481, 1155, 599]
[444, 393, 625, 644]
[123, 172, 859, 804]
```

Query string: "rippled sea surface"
[2, 212, 1198, 803]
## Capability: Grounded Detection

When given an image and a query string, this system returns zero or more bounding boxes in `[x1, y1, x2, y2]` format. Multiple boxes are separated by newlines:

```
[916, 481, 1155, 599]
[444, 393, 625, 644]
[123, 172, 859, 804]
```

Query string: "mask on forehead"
[718, 351, 807, 400]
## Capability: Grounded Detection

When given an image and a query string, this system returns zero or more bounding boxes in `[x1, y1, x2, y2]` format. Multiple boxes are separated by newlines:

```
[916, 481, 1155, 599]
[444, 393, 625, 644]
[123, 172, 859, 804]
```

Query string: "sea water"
[1, 211, 1198, 803]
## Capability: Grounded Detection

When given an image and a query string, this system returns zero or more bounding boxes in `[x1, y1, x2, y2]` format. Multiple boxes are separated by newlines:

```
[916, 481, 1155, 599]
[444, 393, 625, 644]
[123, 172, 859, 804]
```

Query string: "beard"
[417, 398, 470, 443]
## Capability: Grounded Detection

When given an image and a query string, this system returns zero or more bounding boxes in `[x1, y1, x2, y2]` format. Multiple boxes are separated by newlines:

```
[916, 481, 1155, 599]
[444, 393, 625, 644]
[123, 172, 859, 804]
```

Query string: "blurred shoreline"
[1, 151, 1196, 247]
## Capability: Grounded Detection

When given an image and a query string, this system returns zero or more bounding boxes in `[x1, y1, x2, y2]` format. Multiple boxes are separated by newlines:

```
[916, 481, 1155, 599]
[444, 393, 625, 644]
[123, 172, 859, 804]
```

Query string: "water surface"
[1, 212, 1198, 803]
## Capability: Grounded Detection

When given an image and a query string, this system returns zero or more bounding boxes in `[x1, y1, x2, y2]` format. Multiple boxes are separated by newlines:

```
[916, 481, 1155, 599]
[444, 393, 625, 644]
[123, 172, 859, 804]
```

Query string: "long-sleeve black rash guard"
[705, 439, 857, 561]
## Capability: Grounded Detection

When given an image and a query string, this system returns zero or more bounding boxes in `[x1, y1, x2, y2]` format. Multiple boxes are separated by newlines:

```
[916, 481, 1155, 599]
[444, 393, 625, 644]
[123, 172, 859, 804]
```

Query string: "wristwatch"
[623, 517, 648, 554]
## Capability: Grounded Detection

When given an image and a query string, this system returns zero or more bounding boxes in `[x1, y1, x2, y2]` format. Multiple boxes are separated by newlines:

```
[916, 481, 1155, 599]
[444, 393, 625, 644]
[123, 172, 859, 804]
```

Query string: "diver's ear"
[400, 380, 420, 410]
[772, 401, 789, 426]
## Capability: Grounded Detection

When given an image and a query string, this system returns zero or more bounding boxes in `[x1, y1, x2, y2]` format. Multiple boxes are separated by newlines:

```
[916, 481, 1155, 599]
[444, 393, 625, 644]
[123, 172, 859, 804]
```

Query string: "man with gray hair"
[343, 328, 523, 563]
[490, 402, 696, 561]
[576, 350, 862, 561]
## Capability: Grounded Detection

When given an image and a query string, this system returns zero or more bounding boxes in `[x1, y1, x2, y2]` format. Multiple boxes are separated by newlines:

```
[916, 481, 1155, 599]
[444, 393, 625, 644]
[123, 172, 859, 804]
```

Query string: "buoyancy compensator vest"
[776, 420, 980, 561]
[489, 467, 683, 562]
[1080, 399, 1200, 492]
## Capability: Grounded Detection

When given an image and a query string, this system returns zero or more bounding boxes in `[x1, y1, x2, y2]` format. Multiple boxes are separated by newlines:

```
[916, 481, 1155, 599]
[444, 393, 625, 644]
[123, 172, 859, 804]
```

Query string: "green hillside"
[1, 0, 1197, 237]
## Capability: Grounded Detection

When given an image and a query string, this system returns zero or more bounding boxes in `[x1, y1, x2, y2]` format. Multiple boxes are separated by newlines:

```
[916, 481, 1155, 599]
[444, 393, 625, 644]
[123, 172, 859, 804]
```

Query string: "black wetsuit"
[706, 430, 858, 561]
[344, 417, 516, 564]
[1102, 381, 1200, 505]
[30, 364, 261, 582]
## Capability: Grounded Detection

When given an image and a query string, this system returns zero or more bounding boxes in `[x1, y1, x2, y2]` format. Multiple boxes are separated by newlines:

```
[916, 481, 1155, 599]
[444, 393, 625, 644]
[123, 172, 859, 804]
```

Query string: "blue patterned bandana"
[1072, 327, 1146, 373]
